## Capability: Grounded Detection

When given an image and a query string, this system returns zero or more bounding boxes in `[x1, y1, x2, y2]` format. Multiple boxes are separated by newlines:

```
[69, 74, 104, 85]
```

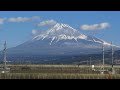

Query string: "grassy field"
[0, 73, 119, 79]
[0, 64, 120, 79]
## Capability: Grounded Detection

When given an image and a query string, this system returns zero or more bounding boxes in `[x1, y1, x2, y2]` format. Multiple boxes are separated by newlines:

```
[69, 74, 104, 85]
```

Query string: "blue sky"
[0, 11, 120, 50]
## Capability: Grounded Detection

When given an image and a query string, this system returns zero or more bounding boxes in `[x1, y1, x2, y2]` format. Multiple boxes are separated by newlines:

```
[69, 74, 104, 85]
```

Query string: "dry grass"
[0, 64, 120, 79]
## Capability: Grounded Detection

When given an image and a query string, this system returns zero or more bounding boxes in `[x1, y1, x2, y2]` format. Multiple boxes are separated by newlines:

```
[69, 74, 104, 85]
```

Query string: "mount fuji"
[7, 23, 119, 56]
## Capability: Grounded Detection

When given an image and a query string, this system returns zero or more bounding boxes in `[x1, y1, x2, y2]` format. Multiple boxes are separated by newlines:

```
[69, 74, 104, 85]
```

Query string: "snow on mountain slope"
[32, 23, 111, 46]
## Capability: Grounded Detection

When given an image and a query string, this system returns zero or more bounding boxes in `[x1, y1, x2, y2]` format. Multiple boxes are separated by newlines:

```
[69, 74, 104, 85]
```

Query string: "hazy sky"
[0, 11, 120, 50]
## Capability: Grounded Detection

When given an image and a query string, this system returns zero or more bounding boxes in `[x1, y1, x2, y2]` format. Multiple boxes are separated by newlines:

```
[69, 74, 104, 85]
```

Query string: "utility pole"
[111, 42, 113, 68]
[89, 57, 91, 72]
[102, 43, 104, 74]
[111, 42, 115, 74]
[87, 60, 88, 65]
[90, 57, 91, 66]
[3, 41, 7, 69]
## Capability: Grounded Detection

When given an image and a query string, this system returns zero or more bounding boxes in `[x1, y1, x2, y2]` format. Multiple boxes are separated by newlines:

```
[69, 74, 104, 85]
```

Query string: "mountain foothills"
[1, 23, 120, 64]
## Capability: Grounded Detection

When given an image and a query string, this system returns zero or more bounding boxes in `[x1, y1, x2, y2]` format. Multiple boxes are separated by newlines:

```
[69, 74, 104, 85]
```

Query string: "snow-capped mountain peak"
[53, 23, 77, 31]
[46, 23, 78, 35]
[33, 23, 87, 42]
[32, 23, 113, 46]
